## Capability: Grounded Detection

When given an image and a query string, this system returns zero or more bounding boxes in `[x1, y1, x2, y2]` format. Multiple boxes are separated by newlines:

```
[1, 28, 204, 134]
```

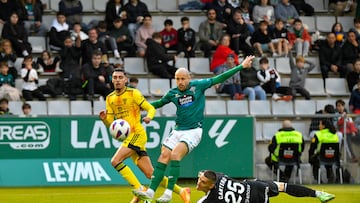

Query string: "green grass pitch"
[1, 184, 360, 203]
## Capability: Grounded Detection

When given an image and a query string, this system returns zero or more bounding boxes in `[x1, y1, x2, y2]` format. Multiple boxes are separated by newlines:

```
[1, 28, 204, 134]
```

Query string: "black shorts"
[247, 180, 279, 203]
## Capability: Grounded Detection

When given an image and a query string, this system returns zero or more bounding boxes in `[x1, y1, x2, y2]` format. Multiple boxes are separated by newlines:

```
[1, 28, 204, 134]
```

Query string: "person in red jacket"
[160, 19, 178, 51]
[210, 34, 239, 72]
[287, 18, 311, 56]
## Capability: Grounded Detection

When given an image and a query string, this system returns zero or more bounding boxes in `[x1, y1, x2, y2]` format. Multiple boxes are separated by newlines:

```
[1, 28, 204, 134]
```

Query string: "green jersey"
[152, 78, 212, 130]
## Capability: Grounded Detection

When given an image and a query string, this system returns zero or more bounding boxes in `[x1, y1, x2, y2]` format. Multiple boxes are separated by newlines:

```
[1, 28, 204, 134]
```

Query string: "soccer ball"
[109, 119, 131, 141]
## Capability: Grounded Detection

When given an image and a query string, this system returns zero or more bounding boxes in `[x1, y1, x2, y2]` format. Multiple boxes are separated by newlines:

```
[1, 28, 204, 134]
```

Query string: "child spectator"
[177, 17, 196, 58]
[288, 54, 315, 100]
[21, 102, 32, 117]
[18, 0, 48, 36]
[214, 54, 245, 100]
[109, 17, 136, 57]
[349, 79, 360, 114]
[0, 61, 21, 101]
[257, 57, 292, 101]
[270, 19, 290, 56]
[21, 55, 46, 101]
[0, 39, 17, 79]
[287, 18, 311, 56]
[240, 64, 267, 100]
[331, 22, 346, 47]
[36, 50, 61, 73]
[0, 98, 12, 115]
[70, 22, 88, 42]
[347, 59, 360, 91]
[160, 19, 178, 52]
[124, 0, 149, 41]
[128, 76, 138, 88]
[240, 0, 255, 34]
[251, 20, 276, 57]
[135, 14, 154, 57]
[49, 11, 70, 51]
[96, 21, 121, 59]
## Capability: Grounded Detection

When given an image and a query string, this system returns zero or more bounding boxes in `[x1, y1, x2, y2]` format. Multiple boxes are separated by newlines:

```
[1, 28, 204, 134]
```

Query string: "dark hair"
[129, 77, 138, 83]
[203, 170, 217, 183]
[353, 17, 360, 24]
[207, 8, 216, 15]
[320, 118, 337, 134]
[293, 18, 302, 24]
[56, 11, 66, 16]
[259, 57, 268, 64]
[97, 21, 108, 29]
[164, 19, 173, 26]
[335, 99, 345, 107]
[259, 20, 268, 26]
[331, 22, 343, 33]
[152, 32, 162, 39]
[324, 104, 335, 114]
[0, 61, 8, 67]
[23, 55, 33, 61]
[181, 16, 189, 23]
[0, 98, 9, 104]
[92, 50, 103, 57]
[22, 103, 31, 110]
[143, 14, 152, 19]
[113, 68, 126, 75]
[275, 18, 283, 24]
[114, 17, 123, 23]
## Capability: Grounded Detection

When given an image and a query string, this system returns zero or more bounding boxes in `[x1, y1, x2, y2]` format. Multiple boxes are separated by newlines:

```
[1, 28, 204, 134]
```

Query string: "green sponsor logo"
[0, 121, 50, 150]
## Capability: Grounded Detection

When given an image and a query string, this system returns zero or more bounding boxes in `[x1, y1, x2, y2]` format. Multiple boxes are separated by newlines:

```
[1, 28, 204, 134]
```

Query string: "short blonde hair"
[295, 56, 305, 63]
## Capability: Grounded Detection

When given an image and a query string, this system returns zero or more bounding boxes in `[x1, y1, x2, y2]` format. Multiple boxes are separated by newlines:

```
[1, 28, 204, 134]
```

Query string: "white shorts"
[162, 127, 202, 153]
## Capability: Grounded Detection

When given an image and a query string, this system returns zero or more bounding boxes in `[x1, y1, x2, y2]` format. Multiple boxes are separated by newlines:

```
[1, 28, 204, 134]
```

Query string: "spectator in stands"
[2, 12, 32, 57]
[319, 33, 349, 83]
[309, 118, 340, 183]
[309, 104, 336, 138]
[60, 36, 82, 100]
[177, 16, 196, 58]
[331, 22, 346, 47]
[105, 0, 126, 30]
[81, 51, 112, 101]
[109, 18, 136, 57]
[350, 17, 360, 41]
[290, 0, 314, 16]
[49, 11, 70, 51]
[214, 54, 245, 100]
[145, 32, 177, 79]
[70, 22, 88, 42]
[0, 0, 20, 38]
[240, 63, 266, 100]
[198, 8, 223, 57]
[36, 50, 61, 73]
[160, 19, 178, 52]
[275, 0, 299, 26]
[226, 9, 254, 56]
[21, 102, 32, 117]
[135, 14, 154, 57]
[18, 0, 47, 37]
[206, 0, 233, 25]
[251, 21, 276, 57]
[0, 98, 12, 115]
[329, 0, 357, 16]
[96, 21, 120, 59]
[124, 0, 149, 41]
[0, 39, 18, 79]
[239, 0, 255, 34]
[128, 76, 138, 88]
[21, 55, 46, 101]
[287, 19, 311, 57]
[270, 19, 290, 56]
[252, 0, 275, 29]
[289, 54, 315, 100]
[210, 34, 239, 72]
[59, 0, 86, 30]
[265, 119, 304, 182]
[347, 59, 360, 91]
[257, 57, 293, 101]
[342, 30, 360, 73]
[0, 61, 21, 101]
[349, 79, 360, 114]
[79, 28, 108, 66]
[335, 99, 359, 163]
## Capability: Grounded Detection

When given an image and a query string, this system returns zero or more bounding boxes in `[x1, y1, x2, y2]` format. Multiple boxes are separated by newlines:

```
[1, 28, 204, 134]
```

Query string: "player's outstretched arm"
[212, 55, 255, 85]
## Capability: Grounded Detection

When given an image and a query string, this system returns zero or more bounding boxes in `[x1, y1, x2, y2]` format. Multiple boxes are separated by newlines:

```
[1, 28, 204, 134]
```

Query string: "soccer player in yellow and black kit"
[99, 68, 190, 203]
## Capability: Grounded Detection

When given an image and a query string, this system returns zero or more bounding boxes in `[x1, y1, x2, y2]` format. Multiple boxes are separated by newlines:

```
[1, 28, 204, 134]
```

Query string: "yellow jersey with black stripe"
[103, 87, 156, 150]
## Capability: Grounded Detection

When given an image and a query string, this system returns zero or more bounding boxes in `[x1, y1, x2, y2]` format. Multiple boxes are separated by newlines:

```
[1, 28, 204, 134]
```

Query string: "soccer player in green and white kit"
[133, 55, 255, 203]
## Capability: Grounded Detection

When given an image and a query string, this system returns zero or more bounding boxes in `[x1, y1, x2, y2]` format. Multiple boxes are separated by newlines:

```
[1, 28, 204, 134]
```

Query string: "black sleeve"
[268, 136, 277, 153]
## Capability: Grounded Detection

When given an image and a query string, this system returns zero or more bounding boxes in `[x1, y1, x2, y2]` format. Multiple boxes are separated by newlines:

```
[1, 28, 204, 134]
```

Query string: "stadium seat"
[204, 86, 228, 98]
[292, 121, 312, 141]
[161, 102, 177, 117]
[143, 0, 158, 11]
[157, 0, 177, 11]
[294, 100, 316, 115]
[226, 100, 249, 115]
[189, 16, 207, 33]
[316, 99, 336, 111]
[262, 121, 282, 140]
[124, 57, 147, 75]
[272, 101, 294, 115]
[49, 0, 60, 11]
[149, 78, 171, 96]
[249, 100, 271, 116]
[137, 78, 150, 97]
[28, 36, 46, 53]
[168, 16, 182, 30]
[305, 0, 327, 12]
[152, 16, 167, 31]
[175, 57, 189, 69]
[316, 16, 336, 33]
[205, 100, 226, 115]
[275, 57, 290, 74]
[305, 78, 327, 96]
[27, 101, 48, 116]
[93, 100, 105, 115]
[70, 101, 92, 115]
[93, 0, 106, 12]
[337, 16, 353, 32]
[15, 78, 23, 90]
[41, 15, 54, 31]
[42, 0, 50, 11]
[305, 57, 321, 74]
[14, 57, 24, 74]
[8, 101, 24, 115]
[189, 58, 212, 75]
[255, 122, 263, 141]
[325, 78, 350, 96]
[47, 100, 70, 115]
[81, 0, 93, 12]
[109, 57, 124, 66]
[82, 15, 104, 25]
[300, 16, 316, 33]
